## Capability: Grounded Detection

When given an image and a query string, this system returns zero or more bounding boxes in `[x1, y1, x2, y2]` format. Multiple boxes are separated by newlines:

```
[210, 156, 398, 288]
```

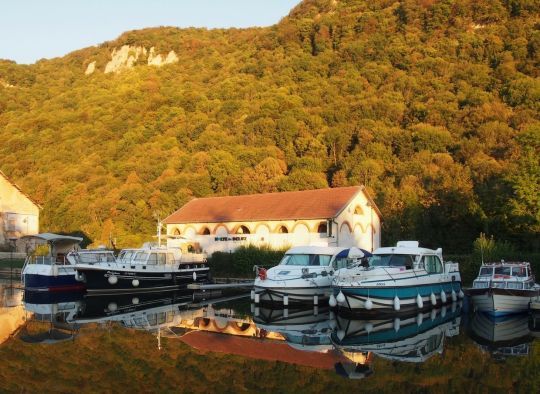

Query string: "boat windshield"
[370, 254, 415, 268]
[280, 254, 332, 266]
[133, 252, 149, 264]
[479, 267, 493, 277]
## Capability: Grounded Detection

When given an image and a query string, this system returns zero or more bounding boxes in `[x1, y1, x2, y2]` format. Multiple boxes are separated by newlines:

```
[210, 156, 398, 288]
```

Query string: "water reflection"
[469, 312, 532, 359]
[4, 284, 540, 384]
[330, 303, 462, 378]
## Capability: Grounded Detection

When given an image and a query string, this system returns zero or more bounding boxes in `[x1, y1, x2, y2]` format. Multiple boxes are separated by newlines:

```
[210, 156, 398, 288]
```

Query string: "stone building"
[0, 170, 40, 250]
[164, 186, 381, 255]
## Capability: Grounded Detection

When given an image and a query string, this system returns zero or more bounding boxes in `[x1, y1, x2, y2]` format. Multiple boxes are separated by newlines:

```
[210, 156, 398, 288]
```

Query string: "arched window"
[236, 225, 250, 234]
[200, 227, 210, 235]
[277, 225, 288, 234]
[173, 228, 181, 236]
[317, 222, 328, 234]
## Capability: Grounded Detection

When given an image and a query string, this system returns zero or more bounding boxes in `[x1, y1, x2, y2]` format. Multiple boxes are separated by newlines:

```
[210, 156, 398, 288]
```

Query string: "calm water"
[1, 281, 540, 393]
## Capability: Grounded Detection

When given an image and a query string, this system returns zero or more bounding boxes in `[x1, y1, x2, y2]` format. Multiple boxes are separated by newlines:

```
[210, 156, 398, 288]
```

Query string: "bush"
[207, 244, 286, 278]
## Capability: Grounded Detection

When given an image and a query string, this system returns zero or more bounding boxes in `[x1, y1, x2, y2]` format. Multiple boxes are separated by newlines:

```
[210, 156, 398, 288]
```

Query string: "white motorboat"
[467, 261, 539, 316]
[331, 241, 463, 313]
[74, 246, 210, 294]
[252, 246, 368, 306]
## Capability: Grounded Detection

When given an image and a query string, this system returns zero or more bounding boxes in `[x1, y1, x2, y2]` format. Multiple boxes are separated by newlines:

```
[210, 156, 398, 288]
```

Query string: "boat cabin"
[117, 247, 206, 266]
[472, 262, 535, 290]
[278, 246, 369, 270]
[20, 233, 83, 265]
[68, 249, 116, 265]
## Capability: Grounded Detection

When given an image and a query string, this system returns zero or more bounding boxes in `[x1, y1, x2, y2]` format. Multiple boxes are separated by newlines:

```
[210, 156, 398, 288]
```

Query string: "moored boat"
[467, 261, 539, 316]
[21, 233, 86, 292]
[252, 246, 369, 306]
[331, 241, 463, 314]
[74, 246, 210, 294]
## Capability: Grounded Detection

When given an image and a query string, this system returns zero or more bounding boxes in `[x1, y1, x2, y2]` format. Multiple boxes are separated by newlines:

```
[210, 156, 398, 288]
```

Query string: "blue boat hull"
[24, 273, 85, 292]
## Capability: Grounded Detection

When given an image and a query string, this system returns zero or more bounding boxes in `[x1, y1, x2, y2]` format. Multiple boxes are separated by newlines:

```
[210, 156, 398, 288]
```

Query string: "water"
[1, 281, 540, 393]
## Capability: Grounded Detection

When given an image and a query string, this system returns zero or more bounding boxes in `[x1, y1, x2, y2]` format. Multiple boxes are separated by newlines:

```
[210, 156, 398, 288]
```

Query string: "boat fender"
[336, 291, 346, 304]
[364, 322, 373, 333]
[254, 293, 260, 304]
[75, 271, 85, 282]
[250, 303, 255, 313]
[365, 298, 373, 310]
[132, 279, 139, 287]
[283, 295, 289, 306]
[440, 290, 447, 303]
[416, 313, 423, 326]
[254, 307, 259, 317]
[430, 308, 437, 321]
[416, 294, 423, 309]
[283, 308, 288, 318]
[458, 289, 464, 299]
[451, 289, 457, 302]
[451, 302, 457, 313]
[193, 272, 197, 281]
[132, 297, 139, 305]
[337, 330, 346, 341]
[250, 290, 255, 300]
[394, 317, 400, 332]
[314, 306, 318, 316]
[393, 296, 400, 311]
[441, 305, 447, 318]
[430, 293, 437, 306]
[108, 275, 118, 285]
[313, 295, 318, 306]
[329, 294, 337, 307]
[108, 302, 118, 312]
[329, 311, 335, 320]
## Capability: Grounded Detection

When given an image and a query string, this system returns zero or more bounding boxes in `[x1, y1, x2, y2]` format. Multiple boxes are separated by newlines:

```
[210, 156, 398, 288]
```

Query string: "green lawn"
[0, 259, 25, 269]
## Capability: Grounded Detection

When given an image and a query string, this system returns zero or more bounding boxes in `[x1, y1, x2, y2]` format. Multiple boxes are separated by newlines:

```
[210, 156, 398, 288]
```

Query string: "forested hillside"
[0, 0, 538, 251]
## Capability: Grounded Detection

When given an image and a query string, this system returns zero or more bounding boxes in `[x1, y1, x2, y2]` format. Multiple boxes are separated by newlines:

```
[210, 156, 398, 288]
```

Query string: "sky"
[1, 0, 300, 64]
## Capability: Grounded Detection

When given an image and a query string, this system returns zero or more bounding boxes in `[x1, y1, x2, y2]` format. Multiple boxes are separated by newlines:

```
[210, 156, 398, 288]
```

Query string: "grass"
[0, 259, 25, 269]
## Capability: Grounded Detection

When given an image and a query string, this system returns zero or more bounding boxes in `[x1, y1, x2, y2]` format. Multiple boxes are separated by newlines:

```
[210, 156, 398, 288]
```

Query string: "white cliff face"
[85, 61, 96, 75]
[97, 45, 178, 74]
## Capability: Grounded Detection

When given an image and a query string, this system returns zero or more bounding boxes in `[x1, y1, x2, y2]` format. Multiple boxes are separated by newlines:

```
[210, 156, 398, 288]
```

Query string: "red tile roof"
[164, 186, 373, 224]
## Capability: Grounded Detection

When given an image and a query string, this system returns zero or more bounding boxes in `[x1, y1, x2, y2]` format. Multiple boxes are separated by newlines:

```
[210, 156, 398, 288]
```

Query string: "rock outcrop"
[96, 45, 179, 74]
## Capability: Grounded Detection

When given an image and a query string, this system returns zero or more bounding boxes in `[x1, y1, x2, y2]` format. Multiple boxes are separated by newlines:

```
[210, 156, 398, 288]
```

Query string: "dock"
[188, 279, 254, 290]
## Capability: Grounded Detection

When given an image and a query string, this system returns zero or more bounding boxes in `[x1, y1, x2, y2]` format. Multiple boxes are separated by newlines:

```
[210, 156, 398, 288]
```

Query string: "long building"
[0, 170, 40, 250]
[163, 186, 381, 255]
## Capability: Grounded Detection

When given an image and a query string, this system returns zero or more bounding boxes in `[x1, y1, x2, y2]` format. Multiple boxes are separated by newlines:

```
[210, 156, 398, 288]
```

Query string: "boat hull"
[335, 281, 462, 315]
[468, 288, 539, 316]
[75, 265, 210, 295]
[23, 264, 85, 292]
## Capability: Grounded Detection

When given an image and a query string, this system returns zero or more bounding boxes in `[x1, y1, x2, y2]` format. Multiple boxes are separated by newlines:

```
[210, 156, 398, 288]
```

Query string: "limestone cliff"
[87, 45, 179, 74]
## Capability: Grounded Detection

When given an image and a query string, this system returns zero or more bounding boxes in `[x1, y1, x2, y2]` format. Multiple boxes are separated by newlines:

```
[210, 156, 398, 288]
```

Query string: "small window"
[158, 253, 167, 265]
[424, 255, 443, 274]
[277, 225, 288, 234]
[173, 228, 181, 236]
[147, 253, 157, 265]
[167, 253, 175, 264]
[201, 227, 210, 235]
[354, 205, 363, 215]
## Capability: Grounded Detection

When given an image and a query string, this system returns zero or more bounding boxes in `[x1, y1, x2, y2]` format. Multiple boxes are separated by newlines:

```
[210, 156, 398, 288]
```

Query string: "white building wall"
[166, 190, 382, 255]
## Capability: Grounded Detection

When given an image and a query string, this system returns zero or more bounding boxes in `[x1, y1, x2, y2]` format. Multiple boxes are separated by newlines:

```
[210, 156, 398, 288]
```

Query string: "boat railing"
[473, 279, 533, 290]
[24, 255, 68, 266]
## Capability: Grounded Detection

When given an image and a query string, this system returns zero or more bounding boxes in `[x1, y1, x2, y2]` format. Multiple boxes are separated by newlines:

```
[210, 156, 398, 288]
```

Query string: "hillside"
[0, 0, 538, 251]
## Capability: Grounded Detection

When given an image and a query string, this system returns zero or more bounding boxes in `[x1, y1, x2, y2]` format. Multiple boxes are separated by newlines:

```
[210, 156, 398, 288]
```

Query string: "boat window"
[424, 255, 443, 274]
[370, 254, 414, 268]
[494, 266, 511, 277]
[512, 266, 527, 277]
[479, 267, 493, 277]
[167, 253, 175, 264]
[333, 257, 349, 270]
[158, 253, 167, 265]
[134, 252, 149, 263]
[147, 253, 158, 265]
[280, 254, 332, 266]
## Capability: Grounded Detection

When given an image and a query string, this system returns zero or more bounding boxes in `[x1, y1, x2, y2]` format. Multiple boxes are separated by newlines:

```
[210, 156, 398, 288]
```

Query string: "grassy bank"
[0, 259, 25, 269]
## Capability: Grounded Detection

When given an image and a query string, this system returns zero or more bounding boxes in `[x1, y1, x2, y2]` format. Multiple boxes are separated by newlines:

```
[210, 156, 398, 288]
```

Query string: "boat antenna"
[157, 216, 162, 248]
[480, 236, 484, 265]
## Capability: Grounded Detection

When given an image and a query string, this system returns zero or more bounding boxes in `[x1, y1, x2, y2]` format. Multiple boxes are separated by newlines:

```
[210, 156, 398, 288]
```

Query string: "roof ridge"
[0, 169, 42, 209]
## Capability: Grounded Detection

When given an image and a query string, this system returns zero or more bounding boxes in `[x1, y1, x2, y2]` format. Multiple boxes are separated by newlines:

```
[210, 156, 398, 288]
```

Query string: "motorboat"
[21, 233, 85, 292]
[252, 246, 369, 306]
[73, 246, 210, 294]
[331, 241, 463, 313]
[467, 261, 539, 316]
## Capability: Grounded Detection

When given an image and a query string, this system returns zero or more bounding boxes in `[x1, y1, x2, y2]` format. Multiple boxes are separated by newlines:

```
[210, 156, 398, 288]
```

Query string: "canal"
[1, 281, 540, 393]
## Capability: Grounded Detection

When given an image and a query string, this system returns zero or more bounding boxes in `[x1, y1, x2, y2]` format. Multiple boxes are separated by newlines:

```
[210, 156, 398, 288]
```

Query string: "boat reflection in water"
[330, 302, 462, 377]
[253, 305, 333, 353]
[0, 285, 25, 345]
[469, 312, 532, 359]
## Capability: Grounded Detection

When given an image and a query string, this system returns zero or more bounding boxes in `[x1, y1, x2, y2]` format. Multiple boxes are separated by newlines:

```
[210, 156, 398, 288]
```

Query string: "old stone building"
[164, 186, 381, 255]
[0, 170, 40, 250]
